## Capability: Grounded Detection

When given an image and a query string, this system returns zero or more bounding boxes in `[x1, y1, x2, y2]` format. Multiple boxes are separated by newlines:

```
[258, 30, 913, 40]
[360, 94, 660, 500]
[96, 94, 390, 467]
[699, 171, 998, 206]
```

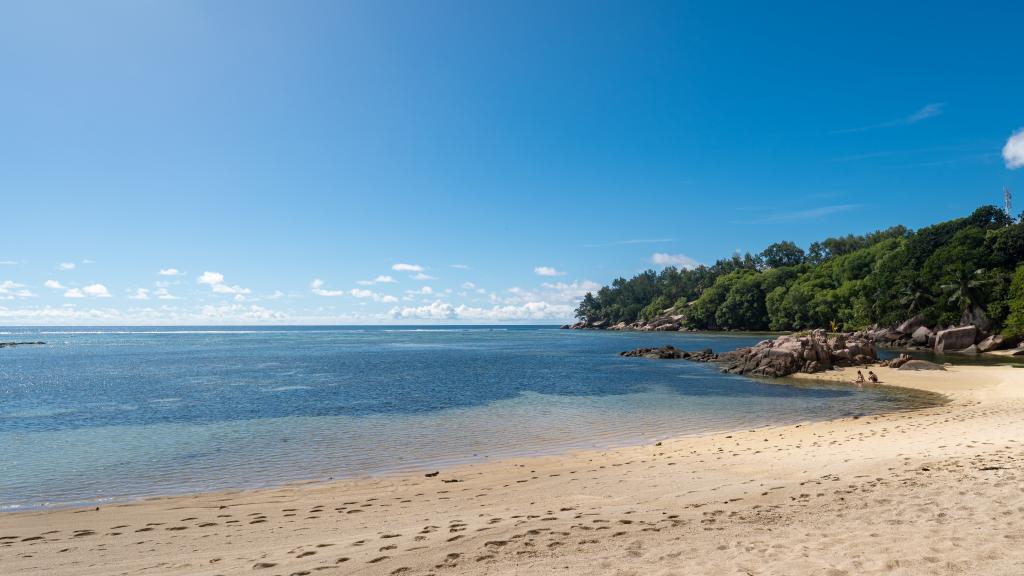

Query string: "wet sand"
[3, 364, 1023, 575]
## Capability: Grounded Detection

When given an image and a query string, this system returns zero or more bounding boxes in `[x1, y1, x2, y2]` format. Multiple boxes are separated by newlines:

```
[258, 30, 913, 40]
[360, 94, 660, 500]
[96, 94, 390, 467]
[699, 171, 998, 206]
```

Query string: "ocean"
[0, 326, 938, 510]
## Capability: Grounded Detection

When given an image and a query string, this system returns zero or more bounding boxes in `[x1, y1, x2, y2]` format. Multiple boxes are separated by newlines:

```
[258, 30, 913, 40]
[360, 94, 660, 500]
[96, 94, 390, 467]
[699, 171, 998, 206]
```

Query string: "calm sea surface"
[0, 326, 940, 510]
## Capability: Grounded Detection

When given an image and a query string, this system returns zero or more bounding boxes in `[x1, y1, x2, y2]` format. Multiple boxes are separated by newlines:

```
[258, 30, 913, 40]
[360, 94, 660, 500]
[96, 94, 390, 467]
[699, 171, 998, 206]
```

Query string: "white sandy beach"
[3, 364, 1023, 575]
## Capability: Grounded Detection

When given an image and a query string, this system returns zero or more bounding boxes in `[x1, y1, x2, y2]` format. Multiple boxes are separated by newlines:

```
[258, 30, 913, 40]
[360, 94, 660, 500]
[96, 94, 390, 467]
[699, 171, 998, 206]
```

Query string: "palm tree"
[899, 279, 932, 314]
[940, 268, 987, 314]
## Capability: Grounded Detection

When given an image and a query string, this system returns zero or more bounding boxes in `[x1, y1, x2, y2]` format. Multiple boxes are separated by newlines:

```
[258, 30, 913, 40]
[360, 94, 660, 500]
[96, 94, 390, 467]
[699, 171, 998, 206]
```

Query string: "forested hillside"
[575, 206, 1024, 335]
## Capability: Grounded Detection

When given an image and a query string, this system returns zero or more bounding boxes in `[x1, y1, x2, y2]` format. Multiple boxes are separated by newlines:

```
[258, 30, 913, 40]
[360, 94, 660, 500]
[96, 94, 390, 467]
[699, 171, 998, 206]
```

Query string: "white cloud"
[392, 263, 424, 272]
[406, 286, 434, 295]
[58, 262, 76, 270]
[411, 272, 436, 280]
[534, 266, 566, 277]
[390, 300, 456, 320]
[200, 303, 286, 321]
[390, 300, 574, 321]
[357, 275, 397, 285]
[0, 280, 34, 299]
[310, 278, 344, 297]
[155, 287, 179, 300]
[0, 302, 297, 325]
[159, 268, 185, 276]
[198, 271, 250, 296]
[197, 271, 224, 285]
[1004, 128, 1024, 170]
[539, 280, 602, 302]
[64, 288, 84, 298]
[130, 288, 150, 300]
[461, 281, 476, 289]
[450, 264, 470, 270]
[0, 305, 120, 322]
[82, 259, 95, 264]
[212, 284, 249, 295]
[44, 279, 65, 290]
[651, 253, 699, 269]
[497, 281, 600, 309]
[349, 288, 398, 303]
[82, 283, 112, 298]
[0, 260, 18, 265]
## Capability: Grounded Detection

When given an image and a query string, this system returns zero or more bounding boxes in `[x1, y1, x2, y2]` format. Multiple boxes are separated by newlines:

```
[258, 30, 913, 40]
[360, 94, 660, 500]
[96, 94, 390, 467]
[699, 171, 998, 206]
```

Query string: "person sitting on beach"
[854, 370, 865, 384]
[867, 370, 879, 384]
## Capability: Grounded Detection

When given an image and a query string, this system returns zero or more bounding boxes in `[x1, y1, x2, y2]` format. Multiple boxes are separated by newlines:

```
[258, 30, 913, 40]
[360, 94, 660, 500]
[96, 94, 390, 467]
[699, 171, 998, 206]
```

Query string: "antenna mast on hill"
[1005, 186, 1013, 217]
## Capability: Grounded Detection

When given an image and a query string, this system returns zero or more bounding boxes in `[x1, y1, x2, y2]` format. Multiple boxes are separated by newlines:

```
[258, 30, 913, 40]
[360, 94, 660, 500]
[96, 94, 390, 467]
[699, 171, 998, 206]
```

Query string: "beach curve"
[2, 364, 1023, 575]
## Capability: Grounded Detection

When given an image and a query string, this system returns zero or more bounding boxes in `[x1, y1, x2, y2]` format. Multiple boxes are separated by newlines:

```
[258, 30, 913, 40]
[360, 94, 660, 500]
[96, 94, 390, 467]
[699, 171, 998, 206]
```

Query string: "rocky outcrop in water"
[0, 341, 44, 348]
[715, 330, 876, 378]
[620, 345, 683, 359]
[620, 330, 877, 378]
[882, 353, 946, 370]
[934, 326, 978, 353]
[619, 345, 715, 361]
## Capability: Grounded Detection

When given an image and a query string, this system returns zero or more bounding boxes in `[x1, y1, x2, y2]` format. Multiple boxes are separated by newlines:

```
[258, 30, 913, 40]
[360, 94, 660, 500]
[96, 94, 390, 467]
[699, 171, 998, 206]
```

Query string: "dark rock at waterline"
[882, 354, 947, 371]
[620, 345, 683, 359]
[619, 345, 716, 361]
[621, 330, 877, 378]
[882, 353, 912, 369]
[0, 341, 45, 348]
[934, 326, 978, 353]
[898, 359, 947, 371]
[716, 330, 878, 378]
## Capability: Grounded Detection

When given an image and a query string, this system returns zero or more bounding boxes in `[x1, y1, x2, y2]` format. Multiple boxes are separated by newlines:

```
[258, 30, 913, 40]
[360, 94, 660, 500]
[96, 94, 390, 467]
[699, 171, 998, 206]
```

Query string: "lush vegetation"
[575, 205, 1024, 336]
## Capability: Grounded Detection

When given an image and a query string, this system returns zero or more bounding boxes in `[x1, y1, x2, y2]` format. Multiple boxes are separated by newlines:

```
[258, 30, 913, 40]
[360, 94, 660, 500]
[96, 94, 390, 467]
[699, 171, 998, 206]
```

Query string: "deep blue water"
[0, 326, 938, 510]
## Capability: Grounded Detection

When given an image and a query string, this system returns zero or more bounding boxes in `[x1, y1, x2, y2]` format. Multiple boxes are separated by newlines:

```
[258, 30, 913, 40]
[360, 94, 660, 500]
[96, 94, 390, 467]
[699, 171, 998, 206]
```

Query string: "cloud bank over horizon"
[0, 260, 604, 324]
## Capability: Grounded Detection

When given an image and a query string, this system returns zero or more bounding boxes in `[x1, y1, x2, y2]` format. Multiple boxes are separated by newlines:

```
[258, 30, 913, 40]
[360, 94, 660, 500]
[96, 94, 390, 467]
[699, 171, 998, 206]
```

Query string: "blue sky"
[1, 1, 1022, 324]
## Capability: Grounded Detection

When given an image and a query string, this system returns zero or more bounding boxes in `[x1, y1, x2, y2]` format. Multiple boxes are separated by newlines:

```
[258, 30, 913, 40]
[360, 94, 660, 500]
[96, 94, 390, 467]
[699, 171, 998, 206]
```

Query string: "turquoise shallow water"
[0, 326, 939, 510]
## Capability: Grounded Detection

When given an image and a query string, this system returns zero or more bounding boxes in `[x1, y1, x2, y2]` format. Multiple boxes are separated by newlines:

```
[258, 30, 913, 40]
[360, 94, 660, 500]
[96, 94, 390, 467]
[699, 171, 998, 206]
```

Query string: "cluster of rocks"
[619, 345, 716, 361]
[881, 353, 946, 371]
[568, 306, 1024, 359]
[0, 341, 44, 348]
[867, 314, 1018, 355]
[563, 310, 697, 332]
[715, 330, 877, 378]
[619, 330, 878, 378]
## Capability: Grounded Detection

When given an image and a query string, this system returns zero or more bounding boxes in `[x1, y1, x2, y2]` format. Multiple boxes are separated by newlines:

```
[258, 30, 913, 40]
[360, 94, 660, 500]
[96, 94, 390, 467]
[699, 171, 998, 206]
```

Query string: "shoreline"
[4, 365, 1024, 574]
[0, 371, 940, 515]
